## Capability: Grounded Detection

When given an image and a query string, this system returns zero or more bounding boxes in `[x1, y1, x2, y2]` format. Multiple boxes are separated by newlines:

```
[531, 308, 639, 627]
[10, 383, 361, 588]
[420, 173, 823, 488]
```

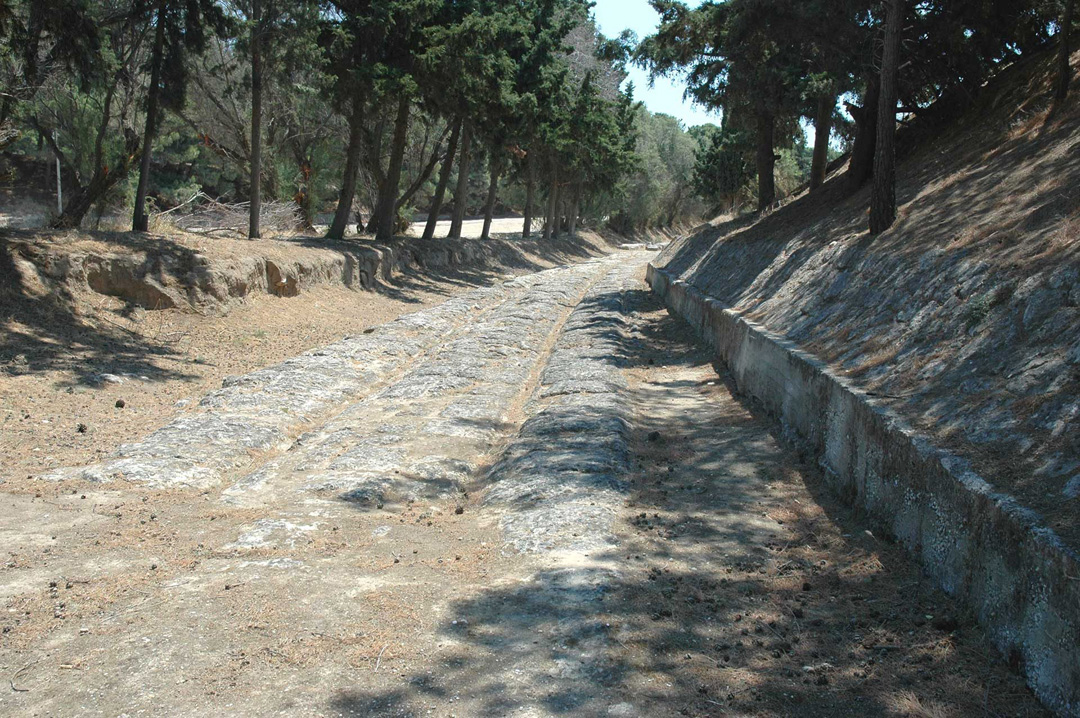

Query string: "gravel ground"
[0, 253, 1049, 717]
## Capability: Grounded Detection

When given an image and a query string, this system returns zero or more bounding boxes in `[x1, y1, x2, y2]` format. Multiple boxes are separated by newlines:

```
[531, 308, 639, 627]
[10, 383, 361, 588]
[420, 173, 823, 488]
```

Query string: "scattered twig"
[159, 331, 189, 345]
[155, 191, 207, 216]
[95, 314, 143, 338]
[10, 660, 38, 692]
[374, 644, 390, 673]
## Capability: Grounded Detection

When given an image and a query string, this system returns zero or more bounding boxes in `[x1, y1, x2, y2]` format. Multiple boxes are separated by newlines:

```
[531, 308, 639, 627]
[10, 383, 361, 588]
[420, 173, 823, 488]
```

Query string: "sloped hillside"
[655, 48, 1080, 548]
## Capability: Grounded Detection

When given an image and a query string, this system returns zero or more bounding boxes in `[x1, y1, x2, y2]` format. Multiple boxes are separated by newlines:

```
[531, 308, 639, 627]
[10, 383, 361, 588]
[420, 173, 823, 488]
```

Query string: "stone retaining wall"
[647, 263, 1080, 717]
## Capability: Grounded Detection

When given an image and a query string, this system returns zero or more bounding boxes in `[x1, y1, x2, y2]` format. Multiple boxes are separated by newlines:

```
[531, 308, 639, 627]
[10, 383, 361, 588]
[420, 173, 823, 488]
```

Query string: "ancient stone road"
[0, 253, 1049, 717]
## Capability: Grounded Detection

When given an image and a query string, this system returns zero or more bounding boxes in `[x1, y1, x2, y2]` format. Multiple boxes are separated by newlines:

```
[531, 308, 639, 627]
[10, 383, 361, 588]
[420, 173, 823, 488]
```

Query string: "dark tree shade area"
[0, 0, 1072, 238]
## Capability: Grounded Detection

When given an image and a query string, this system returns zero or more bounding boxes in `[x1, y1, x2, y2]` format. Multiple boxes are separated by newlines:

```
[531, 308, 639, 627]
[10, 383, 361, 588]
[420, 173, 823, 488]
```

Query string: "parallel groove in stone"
[210, 259, 620, 511]
[42, 267, 598, 490]
[484, 262, 643, 554]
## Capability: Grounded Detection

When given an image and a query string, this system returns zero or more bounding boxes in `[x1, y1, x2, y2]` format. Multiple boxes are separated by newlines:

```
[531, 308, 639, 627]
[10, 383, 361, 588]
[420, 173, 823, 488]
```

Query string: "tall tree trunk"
[0, 98, 14, 131]
[567, 182, 581, 235]
[754, 112, 776, 212]
[327, 94, 365, 240]
[480, 153, 503, 240]
[55, 167, 127, 229]
[845, 75, 880, 191]
[542, 181, 556, 240]
[48, 66, 120, 228]
[396, 145, 446, 211]
[297, 188, 314, 229]
[869, 0, 904, 235]
[523, 154, 535, 238]
[665, 185, 684, 226]
[132, 0, 167, 233]
[374, 96, 410, 241]
[53, 132, 141, 229]
[248, 0, 263, 239]
[1057, 0, 1075, 102]
[448, 125, 472, 239]
[422, 117, 461, 239]
[294, 153, 315, 229]
[551, 180, 562, 238]
[810, 93, 835, 191]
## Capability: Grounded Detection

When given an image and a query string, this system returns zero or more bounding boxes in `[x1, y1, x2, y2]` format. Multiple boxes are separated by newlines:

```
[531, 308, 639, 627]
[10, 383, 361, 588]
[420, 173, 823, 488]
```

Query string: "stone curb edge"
[647, 263, 1080, 717]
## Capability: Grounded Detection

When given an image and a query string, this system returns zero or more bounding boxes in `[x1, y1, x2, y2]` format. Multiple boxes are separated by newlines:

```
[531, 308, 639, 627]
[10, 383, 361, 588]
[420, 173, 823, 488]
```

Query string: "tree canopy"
[5, 0, 1067, 238]
[637, 0, 1065, 228]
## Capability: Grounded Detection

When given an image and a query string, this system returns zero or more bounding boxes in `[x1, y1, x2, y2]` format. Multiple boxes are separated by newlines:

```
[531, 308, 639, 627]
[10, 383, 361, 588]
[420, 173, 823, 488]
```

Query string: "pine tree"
[638, 0, 808, 212]
[322, 0, 438, 241]
[868, 0, 903, 235]
[22, 2, 144, 228]
[0, 0, 100, 133]
[131, 0, 231, 233]
[248, 0, 264, 238]
[417, 0, 550, 239]
[1058, 0, 1075, 102]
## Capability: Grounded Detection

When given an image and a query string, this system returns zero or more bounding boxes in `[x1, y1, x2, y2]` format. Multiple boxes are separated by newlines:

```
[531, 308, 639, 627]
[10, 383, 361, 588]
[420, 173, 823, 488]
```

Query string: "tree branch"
[27, 118, 83, 192]
[396, 124, 451, 210]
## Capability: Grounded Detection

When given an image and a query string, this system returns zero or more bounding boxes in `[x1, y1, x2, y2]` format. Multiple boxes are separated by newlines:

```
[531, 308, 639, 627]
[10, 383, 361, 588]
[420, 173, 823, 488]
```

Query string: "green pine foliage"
[637, 0, 1059, 215]
[692, 125, 752, 214]
[0, 0, 722, 234]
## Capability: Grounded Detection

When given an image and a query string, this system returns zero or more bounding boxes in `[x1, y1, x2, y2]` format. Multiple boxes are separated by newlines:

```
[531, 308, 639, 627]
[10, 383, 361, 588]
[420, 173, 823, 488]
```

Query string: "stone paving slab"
[483, 263, 643, 555]
[209, 258, 621, 516]
[42, 263, 607, 491]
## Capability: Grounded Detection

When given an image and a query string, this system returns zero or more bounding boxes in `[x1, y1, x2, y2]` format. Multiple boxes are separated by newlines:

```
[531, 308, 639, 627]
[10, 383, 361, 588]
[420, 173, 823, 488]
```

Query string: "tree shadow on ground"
[371, 263, 526, 304]
[648, 74, 1080, 552]
[0, 232, 199, 387]
[325, 286, 1049, 718]
[0, 225, 607, 387]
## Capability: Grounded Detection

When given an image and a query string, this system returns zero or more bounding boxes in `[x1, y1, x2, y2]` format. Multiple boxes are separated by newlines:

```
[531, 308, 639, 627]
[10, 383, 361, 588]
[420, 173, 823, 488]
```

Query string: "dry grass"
[890, 690, 957, 718]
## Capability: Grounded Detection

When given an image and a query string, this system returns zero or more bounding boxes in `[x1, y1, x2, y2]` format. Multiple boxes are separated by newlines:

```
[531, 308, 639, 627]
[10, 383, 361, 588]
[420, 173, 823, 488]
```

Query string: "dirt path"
[405, 217, 530, 239]
[0, 255, 1048, 717]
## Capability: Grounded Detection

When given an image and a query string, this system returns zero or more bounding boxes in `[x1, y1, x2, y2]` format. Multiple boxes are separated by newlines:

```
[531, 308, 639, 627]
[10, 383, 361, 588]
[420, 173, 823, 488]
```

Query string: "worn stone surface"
[230, 263, 602, 510]
[44, 279, 520, 489]
[484, 264, 641, 555]
[65, 258, 609, 505]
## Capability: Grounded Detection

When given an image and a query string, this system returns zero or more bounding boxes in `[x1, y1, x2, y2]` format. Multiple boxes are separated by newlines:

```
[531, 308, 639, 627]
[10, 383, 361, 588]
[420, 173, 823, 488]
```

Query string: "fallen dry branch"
[154, 192, 301, 238]
[9, 660, 38, 692]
